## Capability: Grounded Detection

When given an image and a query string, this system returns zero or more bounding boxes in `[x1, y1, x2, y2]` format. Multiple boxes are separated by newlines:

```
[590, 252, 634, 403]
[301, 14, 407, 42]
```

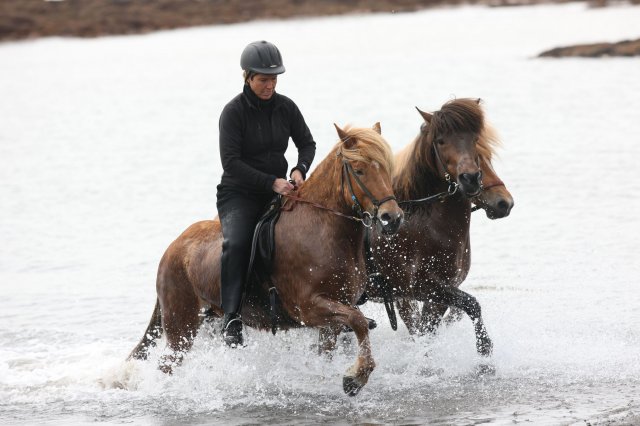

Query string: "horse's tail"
[127, 298, 163, 361]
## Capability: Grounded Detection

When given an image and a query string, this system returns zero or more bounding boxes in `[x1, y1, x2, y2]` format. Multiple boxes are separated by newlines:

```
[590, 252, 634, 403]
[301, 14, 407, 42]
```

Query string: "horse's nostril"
[380, 213, 391, 223]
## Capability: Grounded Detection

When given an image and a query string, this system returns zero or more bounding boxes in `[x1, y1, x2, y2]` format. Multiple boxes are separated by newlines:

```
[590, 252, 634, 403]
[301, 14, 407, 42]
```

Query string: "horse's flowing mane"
[299, 125, 394, 206]
[335, 126, 394, 177]
[394, 98, 500, 200]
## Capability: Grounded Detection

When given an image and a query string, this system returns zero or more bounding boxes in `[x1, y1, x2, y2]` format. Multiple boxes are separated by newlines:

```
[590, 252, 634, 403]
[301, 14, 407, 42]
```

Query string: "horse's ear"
[416, 107, 432, 124]
[334, 123, 354, 147]
[372, 122, 381, 134]
[476, 98, 482, 105]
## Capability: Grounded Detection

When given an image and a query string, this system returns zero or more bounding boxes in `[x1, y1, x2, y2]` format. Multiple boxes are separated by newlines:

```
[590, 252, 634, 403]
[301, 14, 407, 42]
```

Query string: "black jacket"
[218, 85, 316, 194]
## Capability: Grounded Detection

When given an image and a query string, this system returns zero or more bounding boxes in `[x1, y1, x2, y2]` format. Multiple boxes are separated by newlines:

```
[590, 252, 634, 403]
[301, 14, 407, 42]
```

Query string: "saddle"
[247, 195, 282, 278]
[245, 195, 286, 334]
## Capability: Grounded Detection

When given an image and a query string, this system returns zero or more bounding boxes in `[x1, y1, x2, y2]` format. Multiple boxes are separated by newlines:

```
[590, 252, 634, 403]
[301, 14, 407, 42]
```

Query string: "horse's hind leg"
[443, 306, 465, 325]
[317, 325, 342, 355]
[429, 285, 493, 357]
[396, 298, 421, 335]
[397, 298, 450, 335]
[157, 271, 202, 374]
[302, 297, 375, 396]
[418, 301, 449, 334]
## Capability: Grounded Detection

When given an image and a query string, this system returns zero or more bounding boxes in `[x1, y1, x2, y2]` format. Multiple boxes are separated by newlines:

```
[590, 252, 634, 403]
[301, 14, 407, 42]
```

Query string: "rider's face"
[249, 74, 277, 100]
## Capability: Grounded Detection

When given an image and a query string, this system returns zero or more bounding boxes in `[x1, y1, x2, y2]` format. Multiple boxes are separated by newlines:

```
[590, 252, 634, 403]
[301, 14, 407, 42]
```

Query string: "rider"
[217, 40, 316, 347]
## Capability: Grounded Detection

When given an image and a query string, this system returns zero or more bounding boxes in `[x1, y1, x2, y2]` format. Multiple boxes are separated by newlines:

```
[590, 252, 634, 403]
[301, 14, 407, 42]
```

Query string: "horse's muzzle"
[485, 197, 514, 219]
[378, 210, 404, 235]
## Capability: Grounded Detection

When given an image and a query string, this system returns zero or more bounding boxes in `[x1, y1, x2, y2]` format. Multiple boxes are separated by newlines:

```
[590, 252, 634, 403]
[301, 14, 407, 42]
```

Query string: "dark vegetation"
[0, 0, 625, 42]
[1, 0, 638, 57]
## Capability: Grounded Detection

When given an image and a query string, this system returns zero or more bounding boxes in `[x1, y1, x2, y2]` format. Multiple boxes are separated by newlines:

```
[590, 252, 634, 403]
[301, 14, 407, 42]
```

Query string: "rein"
[282, 193, 373, 226]
[398, 178, 459, 208]
[282, 160, 397, 228]
[398, 141, 460, 208]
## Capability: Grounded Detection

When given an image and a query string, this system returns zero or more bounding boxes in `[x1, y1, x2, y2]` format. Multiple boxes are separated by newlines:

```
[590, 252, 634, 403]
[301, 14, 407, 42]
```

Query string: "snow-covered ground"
[1, 3, 640, 424]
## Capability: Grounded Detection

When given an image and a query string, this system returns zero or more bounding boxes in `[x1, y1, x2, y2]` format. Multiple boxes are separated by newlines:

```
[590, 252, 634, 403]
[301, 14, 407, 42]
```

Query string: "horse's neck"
[296, 161, 363, 240]
[299, 161, 344, 210]
[430, 194, 472, 227]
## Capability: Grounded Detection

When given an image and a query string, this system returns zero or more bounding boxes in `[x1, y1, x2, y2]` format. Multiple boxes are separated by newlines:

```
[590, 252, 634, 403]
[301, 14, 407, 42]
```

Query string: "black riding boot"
[217, 189, 272, 348]
[222, 313, 244, 348]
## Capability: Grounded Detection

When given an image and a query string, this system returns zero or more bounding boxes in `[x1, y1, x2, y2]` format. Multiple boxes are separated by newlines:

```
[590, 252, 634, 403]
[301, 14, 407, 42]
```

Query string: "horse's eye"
[354, 169, 364, 176]
[436, 139, 445, 145]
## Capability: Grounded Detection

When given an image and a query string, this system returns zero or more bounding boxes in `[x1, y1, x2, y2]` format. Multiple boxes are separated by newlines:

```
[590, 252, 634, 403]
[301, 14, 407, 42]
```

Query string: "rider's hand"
[290, 169, 304, 187]
[272, 178, 295, 195]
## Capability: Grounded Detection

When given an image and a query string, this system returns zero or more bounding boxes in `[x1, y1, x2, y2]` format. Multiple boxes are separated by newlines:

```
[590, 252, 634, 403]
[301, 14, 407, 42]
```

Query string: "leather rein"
[282, 160, 396, 228]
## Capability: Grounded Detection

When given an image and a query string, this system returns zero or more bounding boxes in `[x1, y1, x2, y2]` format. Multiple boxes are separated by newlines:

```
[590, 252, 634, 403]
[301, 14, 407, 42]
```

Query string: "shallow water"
[2, 3, 640, 425]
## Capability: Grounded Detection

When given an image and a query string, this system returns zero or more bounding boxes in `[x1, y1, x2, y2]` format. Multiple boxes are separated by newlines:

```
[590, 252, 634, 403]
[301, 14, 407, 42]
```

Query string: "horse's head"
[335, 123, 404, 235]
[416, 98, 488, 198]
[473, 156, 514, 219]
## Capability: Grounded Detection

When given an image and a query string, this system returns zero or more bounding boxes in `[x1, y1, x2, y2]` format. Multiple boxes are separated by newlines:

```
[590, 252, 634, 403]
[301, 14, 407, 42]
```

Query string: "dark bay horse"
[365, 99, 514, 358]
[128, 123, 404, 396]
[394, 153, 514, 337]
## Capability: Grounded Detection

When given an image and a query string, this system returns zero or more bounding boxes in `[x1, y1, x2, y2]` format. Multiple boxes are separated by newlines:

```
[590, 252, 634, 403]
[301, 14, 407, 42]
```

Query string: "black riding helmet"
[240, 40, 286, 75]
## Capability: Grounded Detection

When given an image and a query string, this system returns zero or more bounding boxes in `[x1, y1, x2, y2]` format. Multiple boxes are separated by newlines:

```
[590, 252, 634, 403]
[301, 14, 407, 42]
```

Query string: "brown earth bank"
[539, 38, 640, 57]
[0, 0, 632, 42]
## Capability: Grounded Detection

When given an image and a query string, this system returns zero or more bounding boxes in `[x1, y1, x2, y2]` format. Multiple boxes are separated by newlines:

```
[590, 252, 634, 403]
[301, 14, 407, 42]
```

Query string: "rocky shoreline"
[538, 38, 640, 57]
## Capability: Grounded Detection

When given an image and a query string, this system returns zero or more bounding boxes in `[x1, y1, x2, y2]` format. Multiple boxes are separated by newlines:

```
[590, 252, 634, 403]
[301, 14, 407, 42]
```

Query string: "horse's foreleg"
[302, 297, 375, 396]
[429, 285, 492, 357]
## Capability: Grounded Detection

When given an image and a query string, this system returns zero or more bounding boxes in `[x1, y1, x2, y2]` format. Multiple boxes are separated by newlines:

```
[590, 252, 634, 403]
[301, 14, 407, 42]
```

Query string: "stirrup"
[222, 315, 244, 348]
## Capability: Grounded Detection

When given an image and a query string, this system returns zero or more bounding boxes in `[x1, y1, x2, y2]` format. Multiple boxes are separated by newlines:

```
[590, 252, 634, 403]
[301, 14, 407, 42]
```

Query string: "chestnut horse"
[363, 99, 513, 358]
[128, 123, 404, 396]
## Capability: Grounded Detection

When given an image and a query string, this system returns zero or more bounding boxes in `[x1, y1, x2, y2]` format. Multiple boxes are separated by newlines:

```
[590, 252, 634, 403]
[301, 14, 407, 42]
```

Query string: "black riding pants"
[216, 189, 273, 315]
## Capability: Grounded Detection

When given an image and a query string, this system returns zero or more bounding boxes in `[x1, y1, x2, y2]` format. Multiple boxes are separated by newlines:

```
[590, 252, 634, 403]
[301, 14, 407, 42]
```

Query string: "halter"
[341, 160, 397, 228]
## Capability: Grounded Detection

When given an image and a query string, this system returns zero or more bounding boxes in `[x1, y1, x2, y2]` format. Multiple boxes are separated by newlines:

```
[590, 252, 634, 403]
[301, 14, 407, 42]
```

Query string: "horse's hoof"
[343, 375, 364, 396]
[158, 363, 173, 375]
[475, 363, 496, 377]
[477, 338, 493, 357]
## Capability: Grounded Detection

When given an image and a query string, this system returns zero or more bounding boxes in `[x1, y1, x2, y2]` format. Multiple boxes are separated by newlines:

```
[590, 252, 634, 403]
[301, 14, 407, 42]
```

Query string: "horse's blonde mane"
[335, 125, 394, 176]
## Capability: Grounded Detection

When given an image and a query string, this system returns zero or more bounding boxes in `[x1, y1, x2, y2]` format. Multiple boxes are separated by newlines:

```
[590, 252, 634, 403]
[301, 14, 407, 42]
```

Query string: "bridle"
[341, 160, 396, 228]
[399, 127, 497, 210]
[282, 158, 397, 228]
